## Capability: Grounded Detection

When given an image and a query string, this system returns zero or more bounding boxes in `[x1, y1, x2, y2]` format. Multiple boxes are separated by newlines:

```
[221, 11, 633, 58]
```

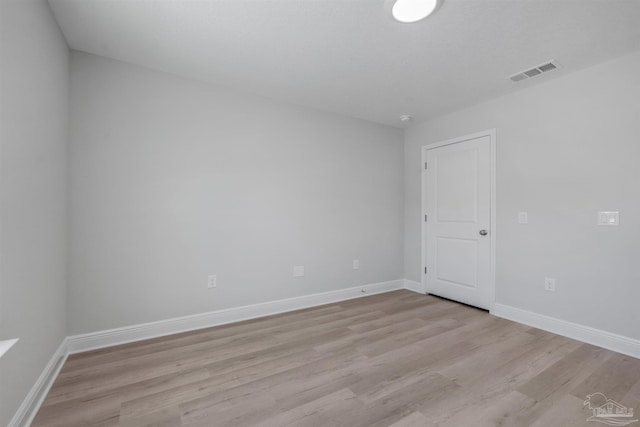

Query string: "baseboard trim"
[491, 303, 640, 359]
[403, 279, 425, 294]
[8, 338, 69, 427]
[66, 279, 404, 354]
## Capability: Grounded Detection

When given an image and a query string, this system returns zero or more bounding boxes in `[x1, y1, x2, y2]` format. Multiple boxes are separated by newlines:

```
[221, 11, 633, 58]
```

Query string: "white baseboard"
[67, 279, 405, 354]
[492, 303, 640, 359]
[8, 339, 69, 427]
[403, 279, 425, 294]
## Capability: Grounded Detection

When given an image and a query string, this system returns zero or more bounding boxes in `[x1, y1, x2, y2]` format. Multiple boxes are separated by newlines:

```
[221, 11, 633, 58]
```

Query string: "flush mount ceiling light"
[391, 0, 441, 23]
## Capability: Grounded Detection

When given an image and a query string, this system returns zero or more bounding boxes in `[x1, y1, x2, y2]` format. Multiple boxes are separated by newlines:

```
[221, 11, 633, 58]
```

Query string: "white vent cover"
[508, 60, 560, 82]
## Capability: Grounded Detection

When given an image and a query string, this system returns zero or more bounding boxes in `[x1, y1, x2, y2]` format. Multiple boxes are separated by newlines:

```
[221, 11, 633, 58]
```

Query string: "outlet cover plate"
[544, 277, 556, 292]
[207, 275, 217, 288]
[598, 211, 619, 226]
[518, 211, 528, 224]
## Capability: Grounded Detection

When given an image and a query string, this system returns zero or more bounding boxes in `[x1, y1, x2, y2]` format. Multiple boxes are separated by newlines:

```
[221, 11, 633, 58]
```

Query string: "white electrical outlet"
[293, 265, 305, 277]
[544, 277, 556, 292]
[353, 259, 360, 270]
[207, 274, 217, 288]
[518, 211, 528, 224]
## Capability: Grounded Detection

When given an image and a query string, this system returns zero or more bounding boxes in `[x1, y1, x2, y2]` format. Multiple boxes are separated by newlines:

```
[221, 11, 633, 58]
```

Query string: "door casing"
[420, 129, 496, 310]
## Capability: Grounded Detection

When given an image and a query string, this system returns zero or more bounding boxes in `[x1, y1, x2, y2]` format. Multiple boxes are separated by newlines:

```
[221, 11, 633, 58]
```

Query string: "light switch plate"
[518, 211, 528, 224]
[544, 277, 556, 292]
[353, 259, 360, 270]
[598, 211, 619, 226]
[207, 274, 217, 288]
[293, 265, 305, 277]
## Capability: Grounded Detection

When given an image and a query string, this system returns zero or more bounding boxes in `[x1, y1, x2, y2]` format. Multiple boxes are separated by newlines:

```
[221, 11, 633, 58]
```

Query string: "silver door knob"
[479, 230, 488, 236]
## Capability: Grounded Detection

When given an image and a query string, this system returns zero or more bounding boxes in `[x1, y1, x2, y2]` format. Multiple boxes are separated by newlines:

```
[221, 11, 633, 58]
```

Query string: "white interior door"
[423, 132, 494, 310]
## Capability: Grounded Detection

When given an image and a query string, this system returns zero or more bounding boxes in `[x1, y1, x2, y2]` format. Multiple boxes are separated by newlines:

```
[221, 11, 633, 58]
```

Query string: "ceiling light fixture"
[391, 0, 441, 23]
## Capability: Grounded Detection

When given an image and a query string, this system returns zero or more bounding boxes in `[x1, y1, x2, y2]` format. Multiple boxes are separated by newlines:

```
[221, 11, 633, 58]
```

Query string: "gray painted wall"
[68, 52, 404, 334]
[0, 1, 69, 424]
[405, 51, 640, 340]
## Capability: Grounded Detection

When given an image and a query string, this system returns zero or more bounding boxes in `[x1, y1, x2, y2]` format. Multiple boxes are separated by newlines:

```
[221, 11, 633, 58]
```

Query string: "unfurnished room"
[1, 0, 640, 426]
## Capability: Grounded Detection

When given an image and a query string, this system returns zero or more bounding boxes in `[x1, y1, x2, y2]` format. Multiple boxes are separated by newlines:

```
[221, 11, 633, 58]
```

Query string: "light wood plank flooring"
[33, 290, 640, 426]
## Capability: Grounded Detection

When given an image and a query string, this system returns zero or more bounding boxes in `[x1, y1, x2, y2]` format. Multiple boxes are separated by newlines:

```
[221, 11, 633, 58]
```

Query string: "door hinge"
[424, 162, 428, 170]
[424, 267, 427, 275]
[424, 214, 427, 222]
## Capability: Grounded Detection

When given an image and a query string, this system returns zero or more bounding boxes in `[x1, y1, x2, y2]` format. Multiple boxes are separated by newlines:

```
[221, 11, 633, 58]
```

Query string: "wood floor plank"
[32, 290, 640, 427]
[40, 367, 210, 412]
[356, 317, 464, 358]
[417, 335, 588, 425]
[528, 394, 594, 427]
[387, 411, 430, 427]
[517, 343, 612, 402]
[430, 390, 537, 427]
[569, 352, 640, 402]
[120, 348, 341, 420]
[477, 344, 613, 426]
[314, 318, 429, 354]
[63, 304, 346, 370]
[250, 388, 360, 427]
[184, 369, 362, 427]
[348, 373, 458, 427]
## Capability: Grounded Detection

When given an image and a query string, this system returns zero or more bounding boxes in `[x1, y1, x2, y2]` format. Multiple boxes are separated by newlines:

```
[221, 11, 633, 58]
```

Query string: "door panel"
[424, 134, 492, 310]
[436, 148, 478, 223]
[436, 237, 478, 288]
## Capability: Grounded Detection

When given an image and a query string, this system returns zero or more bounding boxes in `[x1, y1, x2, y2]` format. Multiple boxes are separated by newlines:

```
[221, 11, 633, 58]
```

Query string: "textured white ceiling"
[49, 0, 640, 127]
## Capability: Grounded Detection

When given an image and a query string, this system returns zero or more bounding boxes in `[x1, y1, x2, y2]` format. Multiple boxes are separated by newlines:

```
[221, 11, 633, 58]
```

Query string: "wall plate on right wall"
[597, 211, 619, 226]
[518, 211, 528, 224]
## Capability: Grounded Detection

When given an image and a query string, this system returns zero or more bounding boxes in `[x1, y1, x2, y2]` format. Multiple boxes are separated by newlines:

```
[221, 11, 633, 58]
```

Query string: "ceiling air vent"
[508, 60, 560, 82]
[538, 62, 557, 72]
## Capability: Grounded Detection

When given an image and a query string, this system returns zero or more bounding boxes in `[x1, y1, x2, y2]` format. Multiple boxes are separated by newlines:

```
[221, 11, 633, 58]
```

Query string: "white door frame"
[420, 129, 497, 310]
